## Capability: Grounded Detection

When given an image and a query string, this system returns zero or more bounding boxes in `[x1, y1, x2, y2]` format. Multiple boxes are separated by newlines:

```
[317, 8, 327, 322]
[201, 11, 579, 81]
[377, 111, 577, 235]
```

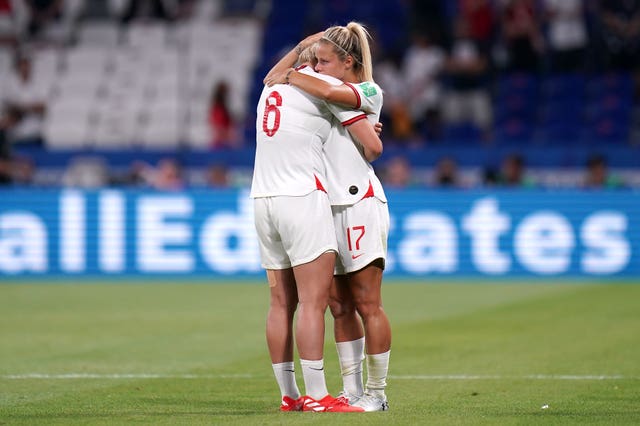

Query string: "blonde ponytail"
[321, 21, 374, 82]
[346, 22, 373, 82]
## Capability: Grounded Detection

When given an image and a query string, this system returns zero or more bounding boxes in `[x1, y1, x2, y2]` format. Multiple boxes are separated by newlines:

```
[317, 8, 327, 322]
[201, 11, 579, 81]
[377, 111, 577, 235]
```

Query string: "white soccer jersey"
[323, 81, 387, 206]
[250, 66, 364, 198]
[250, 77, 333, 198]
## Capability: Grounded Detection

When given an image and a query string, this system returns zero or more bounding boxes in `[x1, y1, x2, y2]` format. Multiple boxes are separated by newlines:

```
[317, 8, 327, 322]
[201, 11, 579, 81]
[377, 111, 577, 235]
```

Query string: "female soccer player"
[253, 33, 381, 413]
[267, 22, 392, 412]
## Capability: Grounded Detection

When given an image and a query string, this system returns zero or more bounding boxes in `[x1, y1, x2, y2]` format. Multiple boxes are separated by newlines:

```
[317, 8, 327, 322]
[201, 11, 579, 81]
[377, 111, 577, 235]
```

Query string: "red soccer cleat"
[280, 395, 304, 412]
[302, 394, 365, 412]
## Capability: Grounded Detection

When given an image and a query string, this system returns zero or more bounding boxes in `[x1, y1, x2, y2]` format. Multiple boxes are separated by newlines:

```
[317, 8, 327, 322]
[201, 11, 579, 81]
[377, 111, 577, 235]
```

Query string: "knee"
[355, 300, 383, 321]
[271, 302, 297, 320]
[271, 296, 297, 317]
[329, 297, 356, 320]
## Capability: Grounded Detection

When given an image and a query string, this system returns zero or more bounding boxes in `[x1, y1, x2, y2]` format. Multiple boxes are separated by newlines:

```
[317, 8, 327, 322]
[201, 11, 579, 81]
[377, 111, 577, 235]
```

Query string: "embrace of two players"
[250, 22, 392, 413]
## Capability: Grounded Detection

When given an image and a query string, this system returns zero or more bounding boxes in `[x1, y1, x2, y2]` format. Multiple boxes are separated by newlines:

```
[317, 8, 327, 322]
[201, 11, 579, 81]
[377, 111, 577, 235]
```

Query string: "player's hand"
[374, 122, 383, 136]
[298, 31, 324, 51]
[264, 68, 292, 87]
[294, 31, 324, 57]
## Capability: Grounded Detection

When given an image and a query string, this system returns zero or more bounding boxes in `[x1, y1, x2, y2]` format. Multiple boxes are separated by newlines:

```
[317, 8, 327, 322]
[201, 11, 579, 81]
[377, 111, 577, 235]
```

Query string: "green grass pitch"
[1, 280, 639, 425]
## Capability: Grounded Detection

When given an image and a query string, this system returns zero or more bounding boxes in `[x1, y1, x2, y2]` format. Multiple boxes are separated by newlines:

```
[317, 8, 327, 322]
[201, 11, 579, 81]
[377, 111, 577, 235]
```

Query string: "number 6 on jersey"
[262, 91, 282, 137]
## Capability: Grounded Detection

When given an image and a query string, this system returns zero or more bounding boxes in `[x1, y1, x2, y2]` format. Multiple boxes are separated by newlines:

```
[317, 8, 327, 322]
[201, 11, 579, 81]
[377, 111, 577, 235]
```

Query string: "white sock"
[272, 362, 300, 399]
[335, 337, 365, 397]
[299, 358, 329, 400]
[365, 350, 390, 398]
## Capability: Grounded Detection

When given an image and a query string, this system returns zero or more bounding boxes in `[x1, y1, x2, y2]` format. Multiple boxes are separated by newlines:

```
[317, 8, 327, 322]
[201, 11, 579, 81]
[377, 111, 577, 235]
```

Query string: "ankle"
[366, 388, 386, 399]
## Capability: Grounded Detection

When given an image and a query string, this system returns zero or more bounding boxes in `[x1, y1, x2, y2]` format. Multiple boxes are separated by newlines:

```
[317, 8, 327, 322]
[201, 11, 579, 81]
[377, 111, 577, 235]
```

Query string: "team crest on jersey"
[360, 82, 377, 97]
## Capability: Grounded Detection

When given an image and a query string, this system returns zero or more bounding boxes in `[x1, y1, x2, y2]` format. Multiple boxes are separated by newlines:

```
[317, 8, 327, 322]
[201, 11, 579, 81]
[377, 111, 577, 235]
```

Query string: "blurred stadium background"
[0, 0, 639, 188]
[0, 0, 639, 278]
[2, 1, 640, 423]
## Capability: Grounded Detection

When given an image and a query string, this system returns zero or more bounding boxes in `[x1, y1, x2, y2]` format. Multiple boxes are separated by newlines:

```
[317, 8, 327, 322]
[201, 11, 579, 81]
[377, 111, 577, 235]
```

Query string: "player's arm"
[263, 32, 323, 84]
[285, 69, 359, 108]
[346, 118, 383, 162]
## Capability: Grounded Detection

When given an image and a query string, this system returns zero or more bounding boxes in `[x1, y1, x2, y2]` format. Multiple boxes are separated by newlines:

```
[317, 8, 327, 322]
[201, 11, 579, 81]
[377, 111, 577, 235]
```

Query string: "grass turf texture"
[1, 281, 639, 425]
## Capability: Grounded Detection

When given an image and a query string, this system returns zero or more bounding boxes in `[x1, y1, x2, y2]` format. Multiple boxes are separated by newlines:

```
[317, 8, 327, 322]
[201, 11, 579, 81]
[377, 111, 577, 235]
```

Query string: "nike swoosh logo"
[351, 253, 364, 260]
[309, 367, 324, 371]
[284, 369, 295, 373]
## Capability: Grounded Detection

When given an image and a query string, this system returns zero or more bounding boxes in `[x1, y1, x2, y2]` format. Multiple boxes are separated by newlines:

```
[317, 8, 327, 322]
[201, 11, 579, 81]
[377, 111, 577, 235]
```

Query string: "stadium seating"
[21, 7, 259, 152]
[3, 0, 639, 188]
[44, 100, 91, 149]
[76, 19, 121, 46]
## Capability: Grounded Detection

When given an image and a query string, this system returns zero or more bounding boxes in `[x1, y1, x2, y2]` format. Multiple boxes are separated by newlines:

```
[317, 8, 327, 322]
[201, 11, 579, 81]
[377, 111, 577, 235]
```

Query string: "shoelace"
[333, 395, 350, 406]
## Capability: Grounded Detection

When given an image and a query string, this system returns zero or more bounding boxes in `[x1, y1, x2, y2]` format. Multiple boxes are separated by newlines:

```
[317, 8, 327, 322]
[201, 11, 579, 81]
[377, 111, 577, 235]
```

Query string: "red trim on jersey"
[295, 64, 308, 71]
[344, 82, 361, 109]
[341, 113, 367, 126]
[314, 174, 327, 192]
[361, 180, 375, 199]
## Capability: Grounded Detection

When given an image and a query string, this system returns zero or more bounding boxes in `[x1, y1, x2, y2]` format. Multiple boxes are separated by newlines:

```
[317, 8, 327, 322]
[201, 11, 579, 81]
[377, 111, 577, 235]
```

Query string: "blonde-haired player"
[268, 22, 392, 412]
[254, 32, 382, 412]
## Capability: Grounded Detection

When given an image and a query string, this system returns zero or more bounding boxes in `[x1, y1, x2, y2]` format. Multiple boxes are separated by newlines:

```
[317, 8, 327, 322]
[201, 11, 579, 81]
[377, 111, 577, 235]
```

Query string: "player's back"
[250, 83, 332, 198]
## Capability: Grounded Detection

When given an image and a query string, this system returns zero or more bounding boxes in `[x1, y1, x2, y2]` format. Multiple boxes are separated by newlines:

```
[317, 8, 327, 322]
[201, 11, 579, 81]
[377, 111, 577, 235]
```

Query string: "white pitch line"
[1, 373, 636, 380]
[1, 373, 254, 380]
[525, 375, 629, 380]
[389, 374, 634, 380]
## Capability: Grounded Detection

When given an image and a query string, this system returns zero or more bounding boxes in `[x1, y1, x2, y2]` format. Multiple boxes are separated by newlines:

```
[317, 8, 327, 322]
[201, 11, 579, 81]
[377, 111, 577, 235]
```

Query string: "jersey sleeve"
[298, 67, 382, 126]
[325, 81, 383, 126]
[325, 102, 368, 126]
[347, 81, 383, 116]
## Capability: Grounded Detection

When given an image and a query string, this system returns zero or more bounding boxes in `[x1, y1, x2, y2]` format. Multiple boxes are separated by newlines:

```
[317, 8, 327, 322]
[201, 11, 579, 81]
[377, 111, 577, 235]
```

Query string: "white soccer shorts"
[332, 197, 389, 275]
[254, 190, 338, 269]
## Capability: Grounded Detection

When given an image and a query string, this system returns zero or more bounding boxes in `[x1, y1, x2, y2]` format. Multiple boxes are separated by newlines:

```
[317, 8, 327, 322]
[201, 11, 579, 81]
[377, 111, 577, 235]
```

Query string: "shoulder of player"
[349, 81, 383, 98]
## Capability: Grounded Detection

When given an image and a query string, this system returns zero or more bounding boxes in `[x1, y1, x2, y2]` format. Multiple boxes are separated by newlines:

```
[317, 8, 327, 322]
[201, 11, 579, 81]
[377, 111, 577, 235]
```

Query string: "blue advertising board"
[0, 189, 638, 278]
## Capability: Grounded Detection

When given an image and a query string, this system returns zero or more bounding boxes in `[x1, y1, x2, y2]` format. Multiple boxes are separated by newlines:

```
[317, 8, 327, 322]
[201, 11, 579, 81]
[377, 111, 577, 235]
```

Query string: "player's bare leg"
[266, 268, 298, 363]
[349, 260, 390, 355]
[331, 275, 365, 342]
[292, 251, 335, 400]
[266, 268, 302, 410]
[347, 259, 391, 411]
[330, 275, 365, 399]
